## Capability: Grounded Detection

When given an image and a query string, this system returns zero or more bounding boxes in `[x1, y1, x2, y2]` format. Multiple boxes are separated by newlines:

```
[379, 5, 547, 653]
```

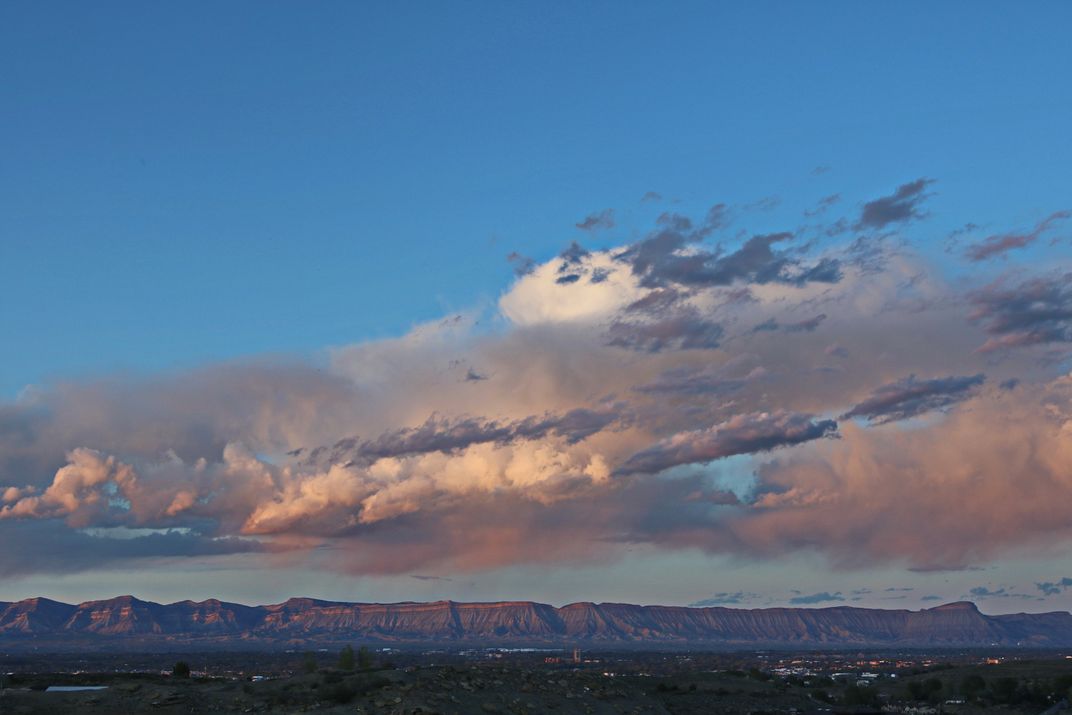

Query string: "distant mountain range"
[1, 596, 1070, 650]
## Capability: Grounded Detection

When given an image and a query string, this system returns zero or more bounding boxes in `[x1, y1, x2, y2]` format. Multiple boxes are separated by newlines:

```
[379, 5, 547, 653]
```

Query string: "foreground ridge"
[1, 596, 1070, 648]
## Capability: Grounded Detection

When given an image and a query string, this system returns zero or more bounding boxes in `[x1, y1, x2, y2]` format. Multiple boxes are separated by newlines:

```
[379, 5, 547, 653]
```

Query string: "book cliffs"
[1, 596, 1070, 649]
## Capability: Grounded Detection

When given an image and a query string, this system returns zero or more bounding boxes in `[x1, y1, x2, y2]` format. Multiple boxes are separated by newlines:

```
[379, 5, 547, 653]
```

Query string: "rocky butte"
[1, 597, 1070, 650]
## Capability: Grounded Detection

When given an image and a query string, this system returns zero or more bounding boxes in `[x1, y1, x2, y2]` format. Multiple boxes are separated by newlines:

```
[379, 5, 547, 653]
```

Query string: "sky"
[2, 1, 1072, 613]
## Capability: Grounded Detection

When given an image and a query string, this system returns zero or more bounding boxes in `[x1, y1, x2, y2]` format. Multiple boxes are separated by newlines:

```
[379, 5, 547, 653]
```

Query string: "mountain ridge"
[1, 596, 1070, 649]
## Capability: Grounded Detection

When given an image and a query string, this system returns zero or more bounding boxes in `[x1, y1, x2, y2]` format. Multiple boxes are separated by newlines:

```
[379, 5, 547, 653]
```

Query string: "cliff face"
[1, 596, 1070, 647]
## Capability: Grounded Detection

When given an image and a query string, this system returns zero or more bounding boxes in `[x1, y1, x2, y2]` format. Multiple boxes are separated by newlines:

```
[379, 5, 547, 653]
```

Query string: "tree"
[172, 661, 191, 678]
[302, 651, 318, 674]
[338, 644, 355, 671]
[357, 645, 374, 670]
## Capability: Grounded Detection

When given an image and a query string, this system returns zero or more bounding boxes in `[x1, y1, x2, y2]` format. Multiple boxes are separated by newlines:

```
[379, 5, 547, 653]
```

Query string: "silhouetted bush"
[172, 661, 191, 679]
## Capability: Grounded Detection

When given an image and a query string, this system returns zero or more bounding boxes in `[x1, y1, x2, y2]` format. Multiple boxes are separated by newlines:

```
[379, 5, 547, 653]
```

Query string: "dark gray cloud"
[752, 314, 827, 334]
[624, 288, 686, 315]
[606, 311, 724, 353]
[617, 410, 837, 475]
[615, 216, 841, 291]
[788, 591, 844, 605]
[0, 520, 267, 577]
[410, 574, 453, 582]
[857, 178, 933, 229]
[640, 191, 662, 203]
[464, 368, 488, 382]
[1036, 577, 1072, 596]
[965, 586, 1036, 600]
[304, 407, 620, 469]
[964, 211, 1069, 261]
[969, 273, 1072, 352]
[920, 595, 943, 602]
[689, 591, 758, 607]
[575, 209, 615, 232]
[841, 373, 985, 425]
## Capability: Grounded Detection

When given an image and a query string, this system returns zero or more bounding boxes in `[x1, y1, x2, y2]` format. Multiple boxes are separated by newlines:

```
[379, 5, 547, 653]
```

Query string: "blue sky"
[2, 2, 1072, 611]
[5, 1, 1071, 397]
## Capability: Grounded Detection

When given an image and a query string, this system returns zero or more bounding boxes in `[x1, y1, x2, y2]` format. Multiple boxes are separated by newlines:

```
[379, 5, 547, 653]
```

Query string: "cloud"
[576, 209, 615, 232]
[606, 310, 724, 352]
[857, 178, 933, 229]
[0, 190, 1068, 579]
[617, 411, 838, 475]
[964, 211, 1070, 261]
[752, 314, 827, 334]
[617, 221, 841, 290]
[633, 362, 766, 397]
[299, 407, 621, 469]
[841, 373, 986, 425]
[1036, 577, 1072, 596]
[507, 252, 536, 277]
[689, 591, 758, 607]
[967, 586, 1035, 600]
[789, 591, 844, 605]
[920, 595, 943, 602]
[805, 194, 840, 217]
[969, 273, 1072, 352]
[717, 378, 1072, 571]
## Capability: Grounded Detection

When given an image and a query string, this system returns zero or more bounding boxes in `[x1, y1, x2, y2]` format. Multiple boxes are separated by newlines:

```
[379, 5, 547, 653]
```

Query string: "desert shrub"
[357, 645, 374, 669]
[172, 661, 191, 679]
[302, 651, 317, 674]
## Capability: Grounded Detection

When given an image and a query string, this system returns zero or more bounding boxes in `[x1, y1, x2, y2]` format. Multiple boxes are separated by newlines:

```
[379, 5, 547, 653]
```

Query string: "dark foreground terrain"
[3, 648, 1072, 714]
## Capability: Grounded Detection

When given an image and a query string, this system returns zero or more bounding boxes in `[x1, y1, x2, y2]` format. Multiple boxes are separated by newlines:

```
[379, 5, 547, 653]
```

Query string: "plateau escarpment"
[0, 597, 1068, 649]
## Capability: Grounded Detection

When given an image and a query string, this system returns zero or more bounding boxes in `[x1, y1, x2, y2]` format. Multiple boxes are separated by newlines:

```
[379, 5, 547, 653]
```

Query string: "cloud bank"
[2, 181, 1071, 579]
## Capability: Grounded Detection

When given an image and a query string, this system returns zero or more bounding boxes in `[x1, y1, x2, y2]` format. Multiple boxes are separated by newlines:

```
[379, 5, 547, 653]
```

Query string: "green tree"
[172, 661, 191, 678]
[338, 645, 355, 671]
[302, 651, 317, 674]
[357, 645, 374, 669]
